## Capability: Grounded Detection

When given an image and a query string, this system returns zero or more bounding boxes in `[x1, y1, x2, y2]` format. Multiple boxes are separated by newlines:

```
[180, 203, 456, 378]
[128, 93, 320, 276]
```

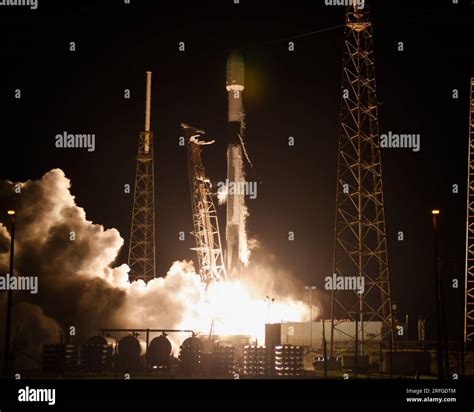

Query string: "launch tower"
[183, 123, 227, 284]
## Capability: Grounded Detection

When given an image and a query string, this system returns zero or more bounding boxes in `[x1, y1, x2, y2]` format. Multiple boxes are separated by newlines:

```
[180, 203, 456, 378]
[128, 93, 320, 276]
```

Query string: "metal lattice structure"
[183, 123, 227, 284]
[128, 72, 156, 283]
[330, 5, 394, 355]
[465, 78, 474, 344]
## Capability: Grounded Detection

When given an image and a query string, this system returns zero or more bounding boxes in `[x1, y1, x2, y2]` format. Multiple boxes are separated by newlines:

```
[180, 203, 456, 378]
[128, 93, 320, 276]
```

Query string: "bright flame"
[203, 278, 308, 341]
[117, 261, 311, 346]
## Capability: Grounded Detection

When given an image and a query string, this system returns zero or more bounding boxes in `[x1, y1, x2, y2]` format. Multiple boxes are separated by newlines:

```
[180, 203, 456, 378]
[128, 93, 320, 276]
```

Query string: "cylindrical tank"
[81, 335, 114, 373]
[179, 336, 203, 376]
[117, 335, 143, 372]
[147, 334, 172, 370]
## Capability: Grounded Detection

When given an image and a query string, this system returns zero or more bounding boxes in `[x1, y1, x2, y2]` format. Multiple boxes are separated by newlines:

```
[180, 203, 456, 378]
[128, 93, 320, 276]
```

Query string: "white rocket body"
[225, 51, 248, 276]
[226, 51, 245, 123]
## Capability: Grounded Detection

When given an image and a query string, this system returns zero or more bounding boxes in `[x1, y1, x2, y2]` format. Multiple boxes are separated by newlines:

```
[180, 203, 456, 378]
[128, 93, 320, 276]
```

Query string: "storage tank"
[179, 336, 203, 376]
[117, 335, 143, 372]
[147, 334, 172, 370]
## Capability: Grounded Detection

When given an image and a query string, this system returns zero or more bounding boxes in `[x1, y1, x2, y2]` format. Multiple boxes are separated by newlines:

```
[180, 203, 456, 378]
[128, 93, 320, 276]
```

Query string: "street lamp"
[3, 210, 15, 377]
[432, 209, 444, 379]
[265, 295, 274, 324]
[305, 286, 316, 350]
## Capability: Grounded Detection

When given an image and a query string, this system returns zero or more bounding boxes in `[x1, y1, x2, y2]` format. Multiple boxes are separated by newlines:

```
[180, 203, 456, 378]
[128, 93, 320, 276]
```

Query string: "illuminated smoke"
[0, 169, 128, 363]
[0, 170, 313, 361]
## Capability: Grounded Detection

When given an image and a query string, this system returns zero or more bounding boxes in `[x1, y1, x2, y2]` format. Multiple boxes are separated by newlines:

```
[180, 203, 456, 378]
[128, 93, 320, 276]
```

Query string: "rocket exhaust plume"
[225, 50, 250, 276]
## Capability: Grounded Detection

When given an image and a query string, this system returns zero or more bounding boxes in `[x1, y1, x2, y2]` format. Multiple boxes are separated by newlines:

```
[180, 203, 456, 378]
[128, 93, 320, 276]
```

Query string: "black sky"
[0, 0, 472, 341]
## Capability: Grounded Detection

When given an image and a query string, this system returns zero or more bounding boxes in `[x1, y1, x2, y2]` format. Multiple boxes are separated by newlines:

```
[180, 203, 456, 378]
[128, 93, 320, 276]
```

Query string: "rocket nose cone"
[226, 50, 245, 90]
[227, 50, 244, 68]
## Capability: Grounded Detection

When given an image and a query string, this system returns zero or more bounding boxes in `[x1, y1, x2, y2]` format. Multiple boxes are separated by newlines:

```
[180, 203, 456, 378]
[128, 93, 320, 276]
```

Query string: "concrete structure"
[271, 321, 383, 352]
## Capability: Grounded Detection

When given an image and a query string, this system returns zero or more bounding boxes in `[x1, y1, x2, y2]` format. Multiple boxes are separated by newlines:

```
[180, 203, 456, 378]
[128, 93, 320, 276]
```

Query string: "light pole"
[265, 295, 274, 324]
[305, 286, 316, 350]
[432, 209, 444, 379]
[3, 210, 15, 377]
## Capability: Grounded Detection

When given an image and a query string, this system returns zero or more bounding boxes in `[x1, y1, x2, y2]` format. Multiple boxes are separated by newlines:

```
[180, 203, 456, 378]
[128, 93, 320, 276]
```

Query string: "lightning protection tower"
[330, 3, 394, 356]
[128, 72, 156, 283]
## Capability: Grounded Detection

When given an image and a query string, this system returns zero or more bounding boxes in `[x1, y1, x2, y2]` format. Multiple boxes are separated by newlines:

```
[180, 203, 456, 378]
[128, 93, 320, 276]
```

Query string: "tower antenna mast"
[128, 72, 157, 283]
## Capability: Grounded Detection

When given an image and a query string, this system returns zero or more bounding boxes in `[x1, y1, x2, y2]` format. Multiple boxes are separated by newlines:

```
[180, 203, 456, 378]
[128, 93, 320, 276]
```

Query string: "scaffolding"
[183, 123, 227, 284]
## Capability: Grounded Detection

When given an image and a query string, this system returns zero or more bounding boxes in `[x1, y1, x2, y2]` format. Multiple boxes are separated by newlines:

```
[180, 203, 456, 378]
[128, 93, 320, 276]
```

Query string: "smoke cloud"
[0, 170, 197, 362]
[0, 169, 311, 369]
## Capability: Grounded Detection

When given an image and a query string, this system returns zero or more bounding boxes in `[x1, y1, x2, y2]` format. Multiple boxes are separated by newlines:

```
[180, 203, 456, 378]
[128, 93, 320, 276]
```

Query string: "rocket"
[226, 51, 245, 125]
[225, 51, 248, 277]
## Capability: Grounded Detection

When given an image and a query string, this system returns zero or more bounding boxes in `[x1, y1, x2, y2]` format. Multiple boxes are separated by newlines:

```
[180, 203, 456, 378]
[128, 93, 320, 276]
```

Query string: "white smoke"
[0, 169, 311, 363]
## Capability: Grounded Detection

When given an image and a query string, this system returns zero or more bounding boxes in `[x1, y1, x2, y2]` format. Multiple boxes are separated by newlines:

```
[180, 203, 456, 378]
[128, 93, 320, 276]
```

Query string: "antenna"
[145, 71, 152, 132]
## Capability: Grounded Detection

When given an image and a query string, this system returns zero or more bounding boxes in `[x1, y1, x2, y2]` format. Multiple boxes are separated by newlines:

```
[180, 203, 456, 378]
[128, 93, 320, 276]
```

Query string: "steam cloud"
[0, 169, 312, 368]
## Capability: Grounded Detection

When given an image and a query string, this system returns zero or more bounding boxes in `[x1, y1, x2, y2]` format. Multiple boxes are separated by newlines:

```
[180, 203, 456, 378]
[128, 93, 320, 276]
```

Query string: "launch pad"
[0, 3, 472, 405]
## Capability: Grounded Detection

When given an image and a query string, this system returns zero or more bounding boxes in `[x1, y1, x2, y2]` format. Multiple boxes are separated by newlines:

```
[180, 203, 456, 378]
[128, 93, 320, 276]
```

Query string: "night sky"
[0, 0, 472, 341]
